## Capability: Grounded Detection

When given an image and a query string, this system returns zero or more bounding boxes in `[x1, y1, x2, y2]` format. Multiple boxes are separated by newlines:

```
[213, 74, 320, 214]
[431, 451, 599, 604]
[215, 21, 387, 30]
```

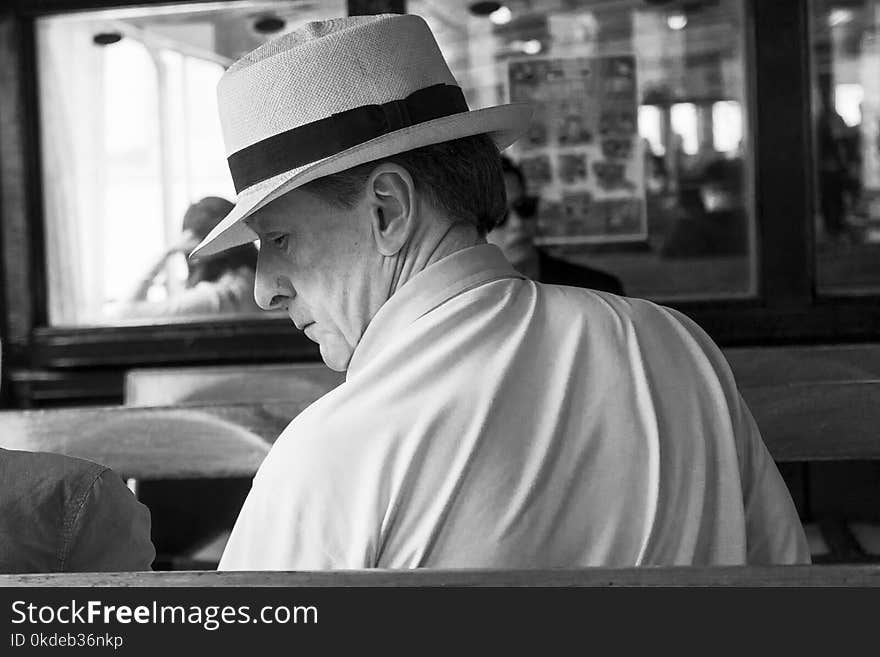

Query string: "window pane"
[411, 0, 756, 301]
[712, 100, 742, 153]
[37, 1, 345, 327]
[811, 0, 880, 295]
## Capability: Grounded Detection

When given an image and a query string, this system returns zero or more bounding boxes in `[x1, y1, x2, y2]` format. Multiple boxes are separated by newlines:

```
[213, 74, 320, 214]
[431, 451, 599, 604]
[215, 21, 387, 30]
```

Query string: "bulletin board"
[508, 55, 647, 245]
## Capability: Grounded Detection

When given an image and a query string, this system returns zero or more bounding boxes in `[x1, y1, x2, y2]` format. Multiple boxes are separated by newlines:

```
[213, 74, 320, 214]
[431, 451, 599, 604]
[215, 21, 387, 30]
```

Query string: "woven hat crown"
[217, 14, 460, 156]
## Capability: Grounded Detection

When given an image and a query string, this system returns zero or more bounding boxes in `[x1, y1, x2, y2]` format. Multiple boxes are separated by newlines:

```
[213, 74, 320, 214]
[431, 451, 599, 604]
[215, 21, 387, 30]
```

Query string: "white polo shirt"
[219, 244, 808, 569]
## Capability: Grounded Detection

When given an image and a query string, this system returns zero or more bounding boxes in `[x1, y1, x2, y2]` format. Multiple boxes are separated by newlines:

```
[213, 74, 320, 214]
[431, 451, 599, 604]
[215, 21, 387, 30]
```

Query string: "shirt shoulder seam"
[58, 466, 112, 571]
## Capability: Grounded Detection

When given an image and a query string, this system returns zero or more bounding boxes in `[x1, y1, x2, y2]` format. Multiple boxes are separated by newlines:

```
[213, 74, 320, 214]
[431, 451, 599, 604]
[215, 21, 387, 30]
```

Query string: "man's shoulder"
[0, 449, 108, 496]
[263, 385, 386, 467]
[536, 279, 674, 327]
[534, 285, 729, 378]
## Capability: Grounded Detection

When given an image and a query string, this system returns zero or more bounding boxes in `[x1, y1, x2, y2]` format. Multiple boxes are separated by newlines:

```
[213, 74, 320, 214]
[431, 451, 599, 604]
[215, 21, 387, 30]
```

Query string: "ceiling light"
[489, 6, 512, 25]
[522, 39, 542, 55]
[667, 13, 687, 30]
[829, 9, 853, 27]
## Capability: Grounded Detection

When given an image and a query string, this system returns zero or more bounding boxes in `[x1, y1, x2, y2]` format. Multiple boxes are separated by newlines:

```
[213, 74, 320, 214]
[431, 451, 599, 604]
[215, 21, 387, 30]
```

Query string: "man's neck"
[386, 217, 484, 298]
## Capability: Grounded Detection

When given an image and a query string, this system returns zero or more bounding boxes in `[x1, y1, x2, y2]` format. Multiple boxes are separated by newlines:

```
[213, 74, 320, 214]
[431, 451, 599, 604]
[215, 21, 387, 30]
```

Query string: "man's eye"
[271, 234, 288, 249]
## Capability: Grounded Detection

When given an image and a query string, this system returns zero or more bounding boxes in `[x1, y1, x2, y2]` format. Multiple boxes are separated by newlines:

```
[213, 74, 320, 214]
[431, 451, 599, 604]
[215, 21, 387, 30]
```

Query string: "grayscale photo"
[0, 0, 879, 627]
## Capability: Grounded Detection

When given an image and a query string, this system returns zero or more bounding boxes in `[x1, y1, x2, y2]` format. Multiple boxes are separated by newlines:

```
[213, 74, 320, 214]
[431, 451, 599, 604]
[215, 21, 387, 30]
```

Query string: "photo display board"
[508, 55, 647, 245]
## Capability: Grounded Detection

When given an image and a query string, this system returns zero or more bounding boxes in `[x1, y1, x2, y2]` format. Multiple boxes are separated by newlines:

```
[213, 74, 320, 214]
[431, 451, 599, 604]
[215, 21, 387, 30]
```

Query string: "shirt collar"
[346, 243, 523, 379]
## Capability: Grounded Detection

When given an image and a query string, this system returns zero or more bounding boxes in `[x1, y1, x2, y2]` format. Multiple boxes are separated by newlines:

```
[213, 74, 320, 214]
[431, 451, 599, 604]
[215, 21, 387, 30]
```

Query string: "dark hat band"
[227, 83, 469, 193]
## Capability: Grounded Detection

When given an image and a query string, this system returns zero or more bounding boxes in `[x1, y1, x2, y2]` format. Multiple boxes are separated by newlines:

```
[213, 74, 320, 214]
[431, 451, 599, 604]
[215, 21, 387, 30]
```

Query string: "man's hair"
[303, 134, 506, 236]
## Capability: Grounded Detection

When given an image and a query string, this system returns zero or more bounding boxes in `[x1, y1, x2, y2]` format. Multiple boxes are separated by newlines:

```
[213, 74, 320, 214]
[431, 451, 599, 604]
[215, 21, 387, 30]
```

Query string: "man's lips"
[288, 311, 312, 331]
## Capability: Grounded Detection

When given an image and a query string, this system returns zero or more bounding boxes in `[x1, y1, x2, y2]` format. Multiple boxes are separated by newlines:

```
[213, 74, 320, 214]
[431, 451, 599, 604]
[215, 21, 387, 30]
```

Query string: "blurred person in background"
[661, 157, 749, 259]
[815, 74, 861, 242]
[116, 196, 259, 319]
[488, 156, 625, 294]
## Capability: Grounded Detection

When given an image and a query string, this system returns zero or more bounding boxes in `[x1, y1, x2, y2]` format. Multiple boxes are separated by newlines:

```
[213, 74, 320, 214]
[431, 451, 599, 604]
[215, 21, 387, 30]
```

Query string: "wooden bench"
[1, 566, 880, 587]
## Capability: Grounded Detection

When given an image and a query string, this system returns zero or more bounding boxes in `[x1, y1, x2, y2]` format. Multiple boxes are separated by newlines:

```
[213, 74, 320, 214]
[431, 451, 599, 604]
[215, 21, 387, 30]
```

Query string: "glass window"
[811, 0, 880, 295]
[36, 1, 346, 327]
[410, 0, 755, 301]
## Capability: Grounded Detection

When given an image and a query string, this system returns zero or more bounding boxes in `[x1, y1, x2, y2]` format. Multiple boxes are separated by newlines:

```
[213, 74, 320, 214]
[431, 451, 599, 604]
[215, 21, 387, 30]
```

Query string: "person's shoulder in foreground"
[0, 448, 155, 574]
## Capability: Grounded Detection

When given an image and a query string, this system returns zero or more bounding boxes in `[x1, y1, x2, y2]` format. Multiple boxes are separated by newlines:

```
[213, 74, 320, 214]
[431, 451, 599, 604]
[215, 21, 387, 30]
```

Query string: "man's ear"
[366, 163, 415, 256]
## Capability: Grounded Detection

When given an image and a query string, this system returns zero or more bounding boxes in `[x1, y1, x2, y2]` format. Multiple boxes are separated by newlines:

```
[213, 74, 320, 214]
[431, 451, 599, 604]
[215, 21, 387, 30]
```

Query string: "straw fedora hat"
[191, 13, 532, 258]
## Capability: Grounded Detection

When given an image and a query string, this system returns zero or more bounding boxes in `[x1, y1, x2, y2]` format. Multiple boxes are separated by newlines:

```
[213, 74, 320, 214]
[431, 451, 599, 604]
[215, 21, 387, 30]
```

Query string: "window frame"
[2, 0, 879, 406]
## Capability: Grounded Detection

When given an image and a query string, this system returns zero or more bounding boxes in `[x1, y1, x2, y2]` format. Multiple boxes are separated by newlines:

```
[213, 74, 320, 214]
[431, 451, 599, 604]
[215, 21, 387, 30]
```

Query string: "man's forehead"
[245, 195, 293, 232]
[244, 208, 272, 232]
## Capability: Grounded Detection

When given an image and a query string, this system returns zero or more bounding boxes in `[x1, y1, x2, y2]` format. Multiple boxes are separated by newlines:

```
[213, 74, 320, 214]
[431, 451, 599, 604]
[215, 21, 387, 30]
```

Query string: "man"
[0, 343, 155, 573]
[191, 14, 808, 568]
[488, 155, 625, 293]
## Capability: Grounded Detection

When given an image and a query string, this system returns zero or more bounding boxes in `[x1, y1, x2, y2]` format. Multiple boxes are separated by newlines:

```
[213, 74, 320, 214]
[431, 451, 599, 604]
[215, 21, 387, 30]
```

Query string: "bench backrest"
[125, 363, 344, 407]
[0, 382, 875, 482]
[1, 565, 879, 587]
[1, 344, 878, 481]
[726, 344, 880, 462]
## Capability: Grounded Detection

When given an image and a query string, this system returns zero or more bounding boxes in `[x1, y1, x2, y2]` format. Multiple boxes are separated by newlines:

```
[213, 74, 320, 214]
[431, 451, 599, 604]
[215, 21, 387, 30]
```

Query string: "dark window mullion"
[751, 0, 815, 308]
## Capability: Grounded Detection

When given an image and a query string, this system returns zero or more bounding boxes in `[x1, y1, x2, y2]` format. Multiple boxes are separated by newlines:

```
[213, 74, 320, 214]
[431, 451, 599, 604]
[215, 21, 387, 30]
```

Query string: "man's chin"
[318, 343, 351, 373]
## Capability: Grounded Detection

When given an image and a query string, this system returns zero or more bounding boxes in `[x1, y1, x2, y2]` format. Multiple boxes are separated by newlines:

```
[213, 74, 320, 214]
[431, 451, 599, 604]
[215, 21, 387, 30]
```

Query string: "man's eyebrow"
[247, 205, 292, 234]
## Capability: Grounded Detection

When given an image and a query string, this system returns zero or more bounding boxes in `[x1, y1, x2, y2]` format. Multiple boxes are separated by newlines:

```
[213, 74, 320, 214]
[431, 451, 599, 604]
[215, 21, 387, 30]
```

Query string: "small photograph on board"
[599, 198, 644, 234]
[557, 114, 593, 145]
[508, 59, 553, 101]
[600, 56, 637, 99]
[558, 152, 588, 184]
[520, 154, 554, 185]
[592, 160, 636, 192]
[561, 191, 594, 220]
[599, 109, 637, 136]
[522, 113, 550, 149]
[600, 137, 633, 161]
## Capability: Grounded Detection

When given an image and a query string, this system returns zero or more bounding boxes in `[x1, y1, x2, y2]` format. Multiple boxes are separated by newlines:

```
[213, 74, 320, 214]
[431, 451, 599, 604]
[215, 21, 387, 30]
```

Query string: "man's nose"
[254, 263, 292, 311]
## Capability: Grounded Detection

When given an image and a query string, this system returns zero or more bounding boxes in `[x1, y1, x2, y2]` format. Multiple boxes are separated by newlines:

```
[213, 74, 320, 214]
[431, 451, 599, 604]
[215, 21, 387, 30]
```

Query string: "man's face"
[246, 187, 378, 372]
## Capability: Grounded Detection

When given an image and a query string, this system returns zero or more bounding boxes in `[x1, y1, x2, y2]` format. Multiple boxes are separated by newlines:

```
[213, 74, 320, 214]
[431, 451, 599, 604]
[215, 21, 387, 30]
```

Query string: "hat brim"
[190, 102, 532, 259]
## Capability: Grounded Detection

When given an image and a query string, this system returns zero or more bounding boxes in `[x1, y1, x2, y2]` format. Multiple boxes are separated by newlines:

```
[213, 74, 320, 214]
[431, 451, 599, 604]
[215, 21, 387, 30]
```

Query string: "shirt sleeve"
[63, 469, 156, 572]
[218, 413, 378, 571]
[663, 305, 810, 564]
[218, 457, 360, 571]
[735, 396, 812, 564]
